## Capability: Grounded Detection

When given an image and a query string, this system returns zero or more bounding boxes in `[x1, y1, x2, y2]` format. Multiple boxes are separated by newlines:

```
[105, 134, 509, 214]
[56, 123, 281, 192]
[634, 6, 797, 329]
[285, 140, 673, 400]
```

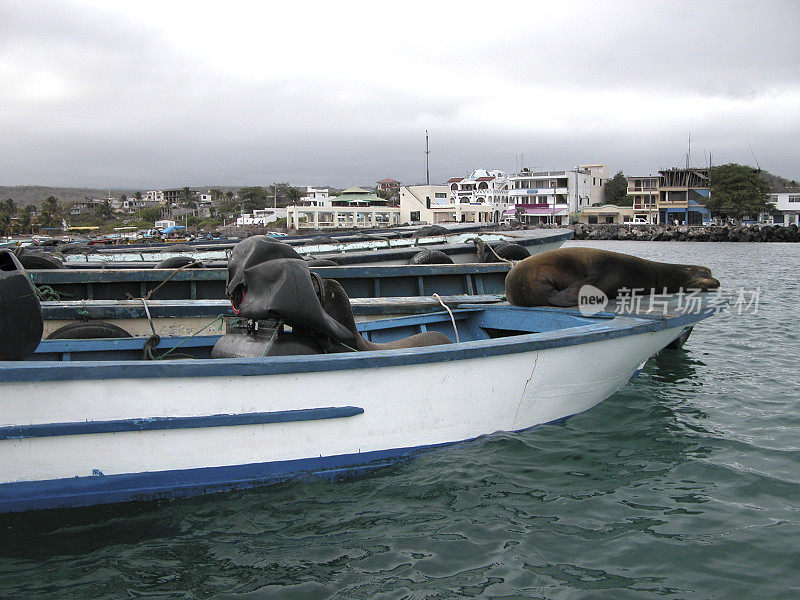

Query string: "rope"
[144, 314, 226, 361]
[77, 300, 90, 321]
[128, 259, 204, 301]
[139, 297, 158, 336]
[432, 293, 459, 343]
[469, 237, 514, 264]
[34, 285, 63, 301]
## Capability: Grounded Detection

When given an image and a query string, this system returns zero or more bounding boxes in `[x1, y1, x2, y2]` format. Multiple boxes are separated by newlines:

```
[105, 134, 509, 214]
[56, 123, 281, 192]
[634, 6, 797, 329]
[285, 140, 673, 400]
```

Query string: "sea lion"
[505, 247, 720, 307]
[409, 249, 454, 265]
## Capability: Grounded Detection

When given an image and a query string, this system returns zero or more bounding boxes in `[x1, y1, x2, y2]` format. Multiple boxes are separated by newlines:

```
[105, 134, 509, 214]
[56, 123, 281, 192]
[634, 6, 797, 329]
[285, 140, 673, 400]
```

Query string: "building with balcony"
[762, 188, 800, 226]
[298, 187, 332, 207]
[376, 178, 402, 199]
[506, 164, 606, 225]
[122, 198, 163, 214]
[144, 190, 166, 204]
[286, 187, 399, 229]
[447, 169, 509, 206]
[656, 167, 712, 225]
[400, 184, 498, 224]
[626, 175, 660, 223]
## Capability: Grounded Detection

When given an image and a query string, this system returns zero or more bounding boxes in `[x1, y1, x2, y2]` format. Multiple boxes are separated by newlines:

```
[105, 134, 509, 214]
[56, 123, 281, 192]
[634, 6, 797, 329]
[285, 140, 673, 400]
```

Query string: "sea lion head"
[681, 264, 720, 291]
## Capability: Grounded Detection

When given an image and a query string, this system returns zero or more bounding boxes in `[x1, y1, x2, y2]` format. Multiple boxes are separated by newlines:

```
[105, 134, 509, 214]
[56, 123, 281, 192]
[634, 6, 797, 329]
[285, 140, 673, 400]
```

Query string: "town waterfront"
[1, 240, 799, 599]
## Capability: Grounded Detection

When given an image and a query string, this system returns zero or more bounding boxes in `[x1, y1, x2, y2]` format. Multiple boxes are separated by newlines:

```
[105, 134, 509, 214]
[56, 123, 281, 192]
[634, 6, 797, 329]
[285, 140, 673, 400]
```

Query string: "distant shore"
[563, 223, 800, 243]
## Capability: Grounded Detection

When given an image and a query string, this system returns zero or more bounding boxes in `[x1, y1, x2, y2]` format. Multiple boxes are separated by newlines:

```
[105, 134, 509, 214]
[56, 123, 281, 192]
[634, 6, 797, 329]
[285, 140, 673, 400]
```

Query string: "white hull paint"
[63, 232, 569, 265]
[1, 326, 678, 491]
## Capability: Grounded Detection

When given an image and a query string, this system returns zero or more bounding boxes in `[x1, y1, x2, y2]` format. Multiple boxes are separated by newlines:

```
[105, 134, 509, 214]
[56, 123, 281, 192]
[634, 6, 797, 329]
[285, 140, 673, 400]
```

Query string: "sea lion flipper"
[548, 283, 583, 307]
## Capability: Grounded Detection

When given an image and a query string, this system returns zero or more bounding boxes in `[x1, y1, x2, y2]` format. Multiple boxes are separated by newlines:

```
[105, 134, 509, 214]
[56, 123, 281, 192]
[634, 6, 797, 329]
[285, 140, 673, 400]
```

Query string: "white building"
[447, 169, 509, 206]
[287, 187, 399, 229]
[122, 198, 163, 214]
[762, 190, 800, 226]
[506, 164, 607, 225]
[144, 190, 165, 204]
[236, 208, 288, 227]
[400, 185, 499, 224]
[154, 220, 176, 230]
[298, 187, 332, 207]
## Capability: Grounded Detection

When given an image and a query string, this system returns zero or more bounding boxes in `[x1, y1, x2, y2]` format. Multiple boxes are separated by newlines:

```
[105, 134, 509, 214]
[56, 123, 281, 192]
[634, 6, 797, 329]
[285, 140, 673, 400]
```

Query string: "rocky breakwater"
[569, 223, 800, 242]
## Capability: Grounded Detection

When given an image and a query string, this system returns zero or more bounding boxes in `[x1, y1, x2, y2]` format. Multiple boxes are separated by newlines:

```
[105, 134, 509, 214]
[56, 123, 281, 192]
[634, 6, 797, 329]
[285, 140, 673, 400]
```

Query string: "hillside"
[0, 185, 241, 207]
[0, 186, 141, 207]
[759, 170, 799, 191]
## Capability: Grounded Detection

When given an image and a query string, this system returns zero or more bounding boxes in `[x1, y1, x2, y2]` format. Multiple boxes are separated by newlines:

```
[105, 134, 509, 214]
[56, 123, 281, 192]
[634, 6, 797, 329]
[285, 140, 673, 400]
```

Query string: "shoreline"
[564, 223, 800, 243]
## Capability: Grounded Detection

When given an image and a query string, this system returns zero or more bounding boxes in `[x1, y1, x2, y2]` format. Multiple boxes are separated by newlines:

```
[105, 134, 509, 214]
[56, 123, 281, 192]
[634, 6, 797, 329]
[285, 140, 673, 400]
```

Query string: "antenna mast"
[686, 132, 692, 169]
[425, 130, 430, 186]
[748, 141, 761, 171]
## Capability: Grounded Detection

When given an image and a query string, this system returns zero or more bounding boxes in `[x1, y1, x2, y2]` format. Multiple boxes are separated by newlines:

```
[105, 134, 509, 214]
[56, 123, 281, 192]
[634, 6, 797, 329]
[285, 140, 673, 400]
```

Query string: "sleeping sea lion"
[505, 247, 720, 307]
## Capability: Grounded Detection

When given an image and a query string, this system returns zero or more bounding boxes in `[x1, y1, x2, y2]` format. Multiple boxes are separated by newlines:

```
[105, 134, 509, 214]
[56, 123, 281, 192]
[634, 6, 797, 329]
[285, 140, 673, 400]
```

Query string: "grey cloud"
[0, 0, 798, 188]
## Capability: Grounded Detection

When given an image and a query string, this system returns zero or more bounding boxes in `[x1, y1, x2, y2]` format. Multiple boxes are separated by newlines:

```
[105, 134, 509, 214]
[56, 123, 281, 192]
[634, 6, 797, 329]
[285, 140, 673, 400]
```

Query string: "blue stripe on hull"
[0, 406, 364, 440]
[0, 444, 443, 514]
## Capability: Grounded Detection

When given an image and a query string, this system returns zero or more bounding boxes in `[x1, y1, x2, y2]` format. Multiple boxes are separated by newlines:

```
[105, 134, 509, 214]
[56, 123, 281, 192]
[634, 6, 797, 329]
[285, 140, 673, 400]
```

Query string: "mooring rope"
[469, 237, 514, 264]
[432, 293, 459, 343]
[138, 259, 204, 300]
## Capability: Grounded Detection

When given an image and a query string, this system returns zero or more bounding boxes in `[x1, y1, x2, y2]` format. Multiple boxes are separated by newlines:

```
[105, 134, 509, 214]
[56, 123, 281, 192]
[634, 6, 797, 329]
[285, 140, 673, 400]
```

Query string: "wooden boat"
[38, 295, 505, 338]
[0, 301, 716, 513]
[57, 228, 572, 267]
[28, 262, 512, 302]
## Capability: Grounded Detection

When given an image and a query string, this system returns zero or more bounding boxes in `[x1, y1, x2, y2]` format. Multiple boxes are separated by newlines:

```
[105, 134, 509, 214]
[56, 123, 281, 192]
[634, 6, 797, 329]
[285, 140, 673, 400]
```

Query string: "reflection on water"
[648, 348, 705, 383]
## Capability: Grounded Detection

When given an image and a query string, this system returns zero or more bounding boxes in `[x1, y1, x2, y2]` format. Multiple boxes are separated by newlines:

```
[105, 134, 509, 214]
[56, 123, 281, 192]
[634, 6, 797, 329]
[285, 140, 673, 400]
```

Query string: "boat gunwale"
[27, 261, 515, 283]
[1, 306, 712, 383]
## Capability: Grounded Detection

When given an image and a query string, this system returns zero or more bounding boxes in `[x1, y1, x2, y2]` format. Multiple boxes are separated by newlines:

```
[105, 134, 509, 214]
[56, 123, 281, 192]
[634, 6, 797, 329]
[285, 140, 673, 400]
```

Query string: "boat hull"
[59, 229, 572, 267]
[0, 317, 685, 513]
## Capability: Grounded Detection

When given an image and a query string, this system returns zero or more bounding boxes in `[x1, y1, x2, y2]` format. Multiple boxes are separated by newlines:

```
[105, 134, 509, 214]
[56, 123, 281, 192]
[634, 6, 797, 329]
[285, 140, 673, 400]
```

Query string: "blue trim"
[2, 306, 714, 383]
[0, 445, 441, 513]
[0, 406, 364, 440]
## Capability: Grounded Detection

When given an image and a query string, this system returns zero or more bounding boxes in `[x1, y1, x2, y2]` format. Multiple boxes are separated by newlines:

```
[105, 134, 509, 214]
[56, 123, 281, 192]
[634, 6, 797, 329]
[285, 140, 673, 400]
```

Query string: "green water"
[2, 241, 799, 599]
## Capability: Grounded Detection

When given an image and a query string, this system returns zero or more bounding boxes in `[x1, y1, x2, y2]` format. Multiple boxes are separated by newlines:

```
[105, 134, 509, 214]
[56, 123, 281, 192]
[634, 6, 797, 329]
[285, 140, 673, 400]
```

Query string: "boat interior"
[26, 306, 623, 362]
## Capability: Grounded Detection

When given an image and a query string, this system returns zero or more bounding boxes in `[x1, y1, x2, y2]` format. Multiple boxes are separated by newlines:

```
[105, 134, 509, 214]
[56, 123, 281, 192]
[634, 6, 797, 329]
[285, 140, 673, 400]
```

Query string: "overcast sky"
[1, 0, 798, 189]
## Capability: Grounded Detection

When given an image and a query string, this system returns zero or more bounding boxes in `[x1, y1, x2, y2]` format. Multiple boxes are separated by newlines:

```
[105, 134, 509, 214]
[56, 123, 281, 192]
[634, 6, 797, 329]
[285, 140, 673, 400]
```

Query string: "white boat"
[0, 302, 714, 514]
[59, 228, 572, 266]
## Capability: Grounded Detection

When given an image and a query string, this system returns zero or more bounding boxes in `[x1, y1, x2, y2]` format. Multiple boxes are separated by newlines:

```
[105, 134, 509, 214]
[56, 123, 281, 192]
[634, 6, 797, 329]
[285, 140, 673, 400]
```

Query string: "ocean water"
[2, 241, 799, 599]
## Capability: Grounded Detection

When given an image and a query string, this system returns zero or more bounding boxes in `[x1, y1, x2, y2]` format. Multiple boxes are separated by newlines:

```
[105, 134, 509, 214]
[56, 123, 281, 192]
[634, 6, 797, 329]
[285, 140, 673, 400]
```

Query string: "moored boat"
[0, 301, 716, 514]
[56, 228, 572, 267]
[28, 262, 512, 301]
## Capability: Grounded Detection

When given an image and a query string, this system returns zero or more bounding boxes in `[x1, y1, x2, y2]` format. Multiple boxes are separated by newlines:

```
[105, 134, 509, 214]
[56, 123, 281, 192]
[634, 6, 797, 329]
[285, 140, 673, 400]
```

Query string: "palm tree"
[43, 196, 59, 216]
[180, 187, 197, 207]
[3, 198, 15, 215]
[19, 211, 31, 234]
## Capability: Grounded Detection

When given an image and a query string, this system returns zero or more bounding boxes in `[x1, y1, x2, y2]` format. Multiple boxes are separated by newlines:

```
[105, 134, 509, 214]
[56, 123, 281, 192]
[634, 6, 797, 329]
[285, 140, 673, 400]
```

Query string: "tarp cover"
[226, 236, 354, 342]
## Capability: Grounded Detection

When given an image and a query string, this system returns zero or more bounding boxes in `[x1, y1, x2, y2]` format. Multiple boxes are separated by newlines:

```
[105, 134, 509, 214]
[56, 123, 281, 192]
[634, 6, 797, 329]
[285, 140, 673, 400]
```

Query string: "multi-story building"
[447, 169, 508, 206]
[287, 187, 399, 229]
[762, 188, 800, 226]
[626, 175, 660, 223]
[162, 188, 197, 206]
[122, 198, 163, 214]
[507, 165, 606, 225]
[656, 167, 712, 225]
[400, 184, 497, 224]
[298, 187, 332, 207]
[376, 178, 401, 199]
[144, 190, 165, 204]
